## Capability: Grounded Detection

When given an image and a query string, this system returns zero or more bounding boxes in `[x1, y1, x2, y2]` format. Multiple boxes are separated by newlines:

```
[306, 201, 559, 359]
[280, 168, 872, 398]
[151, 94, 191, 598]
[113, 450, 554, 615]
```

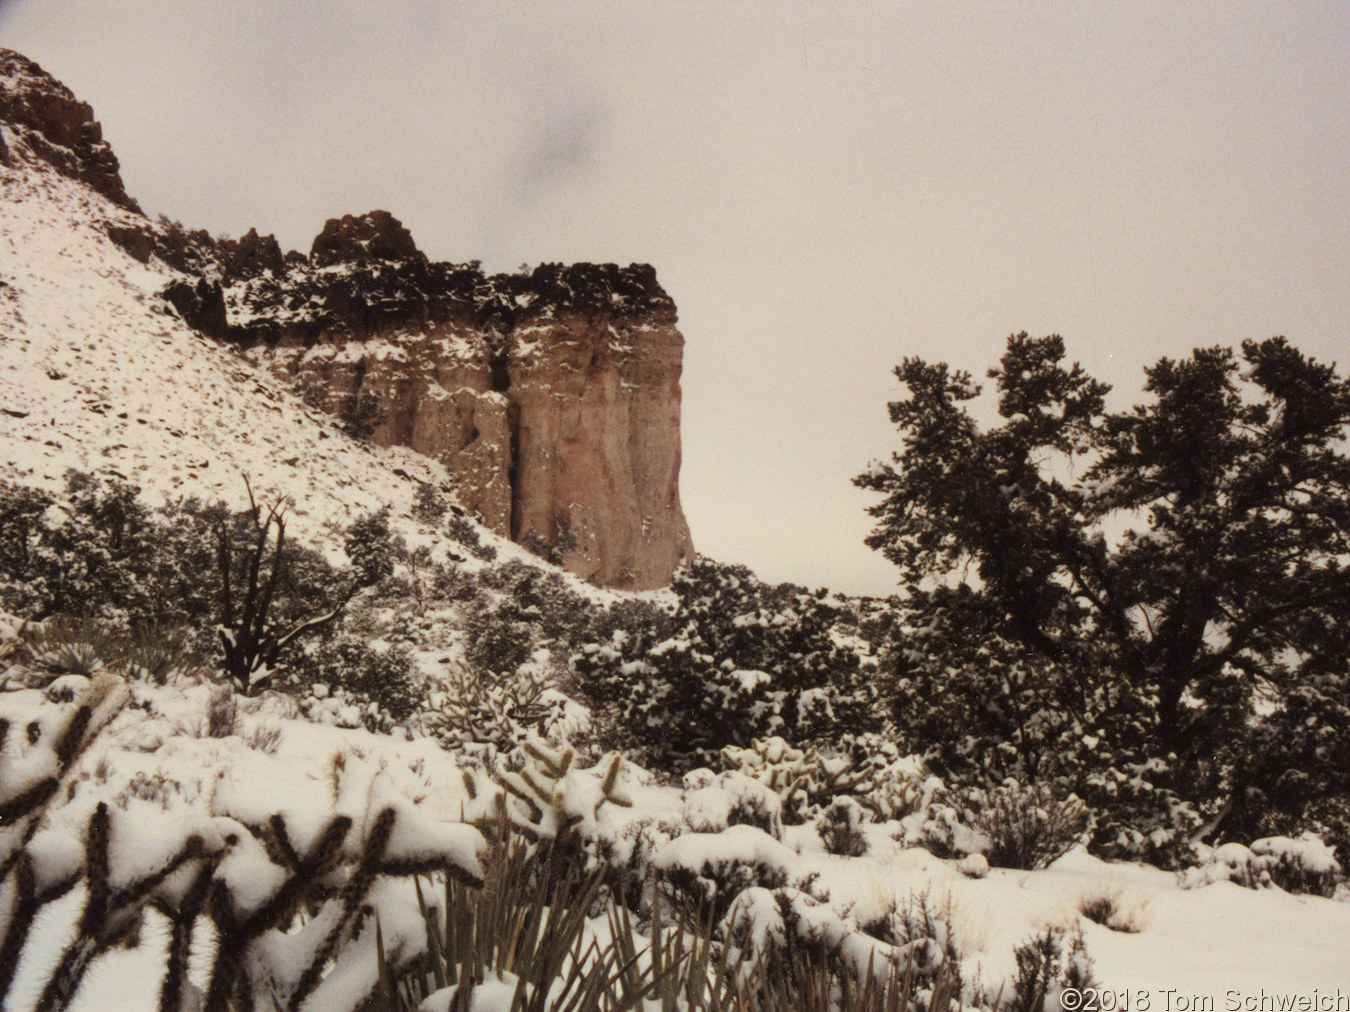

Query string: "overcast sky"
[4, 2, 1347, 596]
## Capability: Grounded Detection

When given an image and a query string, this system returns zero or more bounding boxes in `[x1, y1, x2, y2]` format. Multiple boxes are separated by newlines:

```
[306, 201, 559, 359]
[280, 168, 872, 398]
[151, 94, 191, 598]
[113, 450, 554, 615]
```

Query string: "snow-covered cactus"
[720, 735, 927, 824]
[721, 737, 867, 822]
[498, 739, 633, 844]
[0, 675, 129, 998]
[423, 659, 560, 749]
[0, 688, 490, 1011]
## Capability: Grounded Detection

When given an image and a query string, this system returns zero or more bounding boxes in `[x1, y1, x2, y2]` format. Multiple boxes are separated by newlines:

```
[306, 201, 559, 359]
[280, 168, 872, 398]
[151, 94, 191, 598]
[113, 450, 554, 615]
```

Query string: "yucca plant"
[750, 945, 960, 1012]
[117, 623, 202, 683]
[375, 830, 650, 1012]
[375, 825, 964, 1012]
[603, 889, 759, 1011]
[20, 615, 121, 677]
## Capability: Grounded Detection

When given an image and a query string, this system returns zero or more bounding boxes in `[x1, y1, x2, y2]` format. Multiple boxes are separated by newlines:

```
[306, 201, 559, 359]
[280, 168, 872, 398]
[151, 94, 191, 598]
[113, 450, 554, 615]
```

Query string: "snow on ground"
[779, 827, 1350, 997]
[0, 155, 432, 536]
[3, 674, 1347, 1010]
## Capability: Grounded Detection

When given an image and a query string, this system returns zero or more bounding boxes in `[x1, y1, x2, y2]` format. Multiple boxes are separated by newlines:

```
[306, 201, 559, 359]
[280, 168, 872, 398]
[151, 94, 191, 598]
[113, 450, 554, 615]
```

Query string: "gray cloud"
[0, 0, 25, 28]
[513, 101, 606, 197]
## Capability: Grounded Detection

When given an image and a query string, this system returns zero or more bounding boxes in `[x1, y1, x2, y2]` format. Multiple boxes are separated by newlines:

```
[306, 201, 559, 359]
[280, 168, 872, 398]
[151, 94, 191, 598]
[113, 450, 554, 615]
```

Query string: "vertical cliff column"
[509, 307, 692, 590]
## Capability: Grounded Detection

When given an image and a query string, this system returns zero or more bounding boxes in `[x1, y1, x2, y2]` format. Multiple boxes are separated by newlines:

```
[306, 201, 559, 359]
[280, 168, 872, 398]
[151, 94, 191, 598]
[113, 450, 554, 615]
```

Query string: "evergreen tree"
[574, 557, 879, 767]
[857, 334, 1350, 861]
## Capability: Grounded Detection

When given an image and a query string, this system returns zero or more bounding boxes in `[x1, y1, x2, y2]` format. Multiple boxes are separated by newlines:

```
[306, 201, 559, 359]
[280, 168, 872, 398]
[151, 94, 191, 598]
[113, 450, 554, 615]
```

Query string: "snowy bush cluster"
[573, 557, 882, 768]
[0, 441, 1346, 1009]
[1181, 835, 1344, 898]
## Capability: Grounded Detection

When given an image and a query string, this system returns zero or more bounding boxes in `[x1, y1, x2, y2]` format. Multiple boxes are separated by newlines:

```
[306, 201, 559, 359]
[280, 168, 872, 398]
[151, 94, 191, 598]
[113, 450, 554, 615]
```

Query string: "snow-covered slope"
[0, 154, 449, 539]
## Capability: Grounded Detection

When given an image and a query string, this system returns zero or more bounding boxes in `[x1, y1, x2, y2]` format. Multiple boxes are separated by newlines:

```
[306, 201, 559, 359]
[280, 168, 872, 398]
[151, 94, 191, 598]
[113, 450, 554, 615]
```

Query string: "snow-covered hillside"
[0, 154, 457, 545]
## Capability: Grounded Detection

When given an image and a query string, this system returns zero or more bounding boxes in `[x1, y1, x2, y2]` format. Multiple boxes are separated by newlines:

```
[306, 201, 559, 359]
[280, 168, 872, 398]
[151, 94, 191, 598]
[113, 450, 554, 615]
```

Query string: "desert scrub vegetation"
[0, 677, 489, 1012]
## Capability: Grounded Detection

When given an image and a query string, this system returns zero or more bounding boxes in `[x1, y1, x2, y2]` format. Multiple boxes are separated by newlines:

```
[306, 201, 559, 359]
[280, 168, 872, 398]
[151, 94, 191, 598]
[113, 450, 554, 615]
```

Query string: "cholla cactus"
[721, 737, 872, 822]
[0, 683, 489, 1012]
[499, 738, 633, 843]
[720, 736, 929, 824]
[423, 660, 560, 749]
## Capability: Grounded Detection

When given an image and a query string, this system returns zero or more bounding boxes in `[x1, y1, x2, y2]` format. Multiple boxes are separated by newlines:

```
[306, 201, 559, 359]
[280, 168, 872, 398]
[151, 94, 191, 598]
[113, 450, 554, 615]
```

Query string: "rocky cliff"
[220, 223, 695, 590]
[0, 50, 135, 210]
[0, 49, 693, 590]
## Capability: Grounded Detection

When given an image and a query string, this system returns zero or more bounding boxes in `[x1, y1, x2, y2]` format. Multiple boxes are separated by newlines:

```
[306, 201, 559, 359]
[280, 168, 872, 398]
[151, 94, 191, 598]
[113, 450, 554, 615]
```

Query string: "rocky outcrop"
[0, 47, 694, 589]
[212, 213, 693, 589]
[311, 210, 421, 267]
[0, 49, 136, 209]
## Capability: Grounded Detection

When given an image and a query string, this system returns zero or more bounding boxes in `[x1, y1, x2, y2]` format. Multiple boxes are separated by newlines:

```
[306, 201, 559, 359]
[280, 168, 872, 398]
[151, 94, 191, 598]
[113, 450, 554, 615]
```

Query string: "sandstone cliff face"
[217, 215, 693, 589]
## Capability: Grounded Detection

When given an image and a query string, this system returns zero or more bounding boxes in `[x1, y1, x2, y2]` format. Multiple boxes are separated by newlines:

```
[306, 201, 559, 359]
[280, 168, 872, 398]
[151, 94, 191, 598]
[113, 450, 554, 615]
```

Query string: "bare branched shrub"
[1008, 926, 1096, 1012]
[954, 782, 1089, 871]
[243, 722, 283, 754]
[1077, 888, 1144, 933]
[818, 796, 869, 857]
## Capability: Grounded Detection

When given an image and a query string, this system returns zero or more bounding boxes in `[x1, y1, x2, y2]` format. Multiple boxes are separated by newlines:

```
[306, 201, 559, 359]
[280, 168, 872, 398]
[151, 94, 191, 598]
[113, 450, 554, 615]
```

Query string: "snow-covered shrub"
[338, 389, 387, 439]
[909, 803, 993, 862]
[1007, 926, 1096, 1012]
[0, 473, 159, 622]
[471, 559, 591, 649]
[853, 889, 959, 977]
[343, 505, 399, 588]
[460, 594, 538, 680]
[683, 769, 785, 839]
[446, 513, 496, 561]
[725, 886, 961, 1010]
[383, 831, 769, 1012]
[1078, 888, 1145, 933]
[651, 824, 802, 923]
[878, 588, 1210, 870]
[206, 681, 239, 736]
[574, 557, 880, 769]
[0, 612, 24, 666]
[818, 796, 869, 857]
[1222, 663, 1350, 869]
[213, 485, 370, 694]
[951, 782, 1089, 871]
[1182, 834, 1343, 897]
[411, 482, 447, 525]
[521, 522, 578, 567]
[292, 633, 425, 726]
[115, 623, 201, 683]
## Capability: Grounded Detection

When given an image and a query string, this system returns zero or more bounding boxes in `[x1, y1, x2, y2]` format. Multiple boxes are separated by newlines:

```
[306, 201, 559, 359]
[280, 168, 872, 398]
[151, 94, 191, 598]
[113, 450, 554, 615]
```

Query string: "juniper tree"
[857, 334, 1350, 860]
